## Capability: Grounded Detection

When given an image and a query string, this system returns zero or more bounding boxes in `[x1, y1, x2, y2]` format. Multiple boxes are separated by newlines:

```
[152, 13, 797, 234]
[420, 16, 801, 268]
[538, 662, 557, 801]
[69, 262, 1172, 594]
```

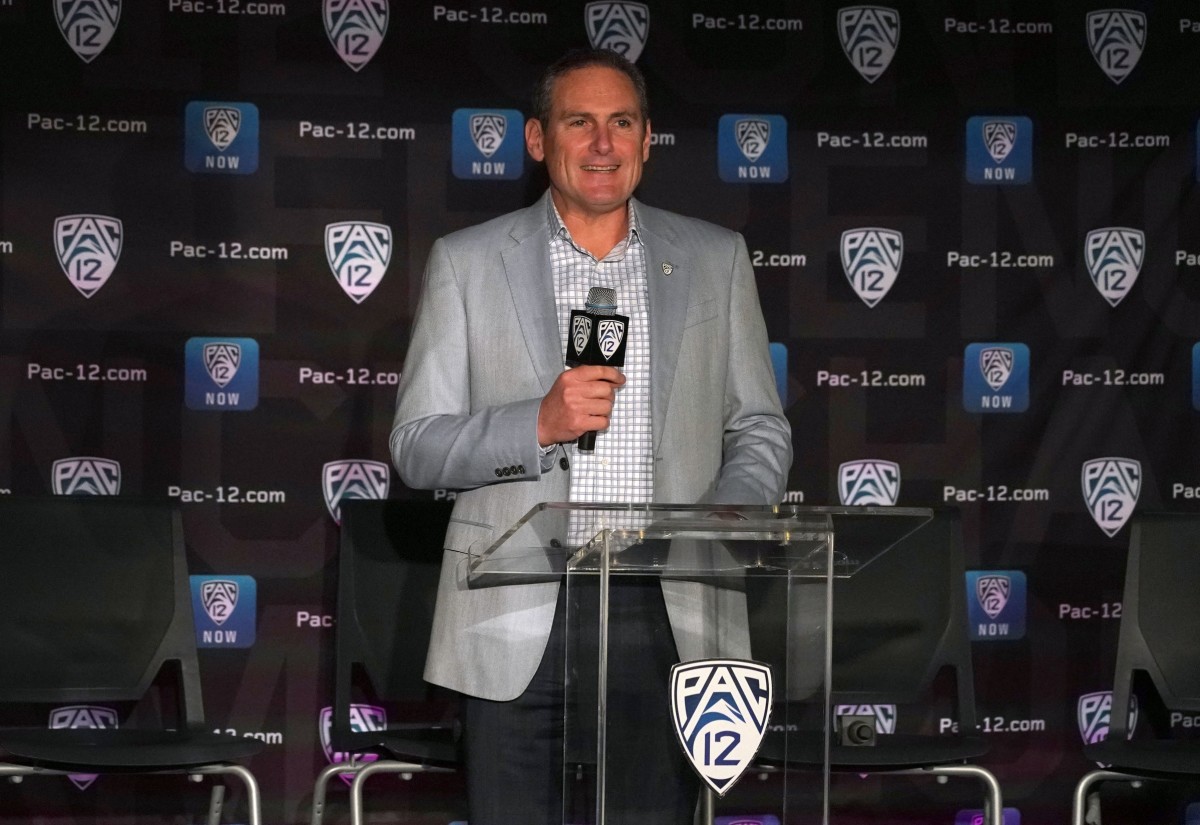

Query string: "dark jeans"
[464, 577, 698, 825]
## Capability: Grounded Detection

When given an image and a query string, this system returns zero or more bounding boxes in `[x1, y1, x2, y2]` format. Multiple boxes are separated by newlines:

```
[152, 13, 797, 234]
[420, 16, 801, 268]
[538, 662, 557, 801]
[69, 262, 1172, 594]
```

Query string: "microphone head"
[585, 286, 617, 316]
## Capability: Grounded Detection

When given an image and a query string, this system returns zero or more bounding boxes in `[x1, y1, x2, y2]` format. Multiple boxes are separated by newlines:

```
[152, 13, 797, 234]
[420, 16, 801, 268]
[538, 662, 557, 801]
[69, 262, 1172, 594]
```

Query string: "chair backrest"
[1109, 512, 1200, 738]
[749, 508, 977, 732]
[331, 498, 453, 748]
[0, 496, 204, 725]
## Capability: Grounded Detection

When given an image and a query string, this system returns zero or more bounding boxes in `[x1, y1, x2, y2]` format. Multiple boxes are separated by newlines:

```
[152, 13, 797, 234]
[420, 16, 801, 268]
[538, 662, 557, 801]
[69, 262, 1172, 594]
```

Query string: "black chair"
[0, 496, 263, 825]
[1072, 512, 1200, 824]
[743, 508, 1002, 825]
[310, 498, 458, 825]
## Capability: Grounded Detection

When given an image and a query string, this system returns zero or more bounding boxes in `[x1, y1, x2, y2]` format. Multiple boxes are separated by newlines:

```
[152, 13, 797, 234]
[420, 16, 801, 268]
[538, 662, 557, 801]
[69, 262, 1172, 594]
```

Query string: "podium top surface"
[464, 502, 933, 581]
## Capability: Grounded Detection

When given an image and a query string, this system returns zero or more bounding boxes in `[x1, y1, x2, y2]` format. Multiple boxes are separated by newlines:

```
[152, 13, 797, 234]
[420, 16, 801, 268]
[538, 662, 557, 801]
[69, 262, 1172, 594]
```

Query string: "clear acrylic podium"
[464, 503, 933, 825]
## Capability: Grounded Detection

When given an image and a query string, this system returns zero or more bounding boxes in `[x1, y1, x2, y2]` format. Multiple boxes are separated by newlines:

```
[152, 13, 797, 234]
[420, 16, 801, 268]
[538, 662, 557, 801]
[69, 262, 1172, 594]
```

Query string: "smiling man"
[391, 48, 791, 824]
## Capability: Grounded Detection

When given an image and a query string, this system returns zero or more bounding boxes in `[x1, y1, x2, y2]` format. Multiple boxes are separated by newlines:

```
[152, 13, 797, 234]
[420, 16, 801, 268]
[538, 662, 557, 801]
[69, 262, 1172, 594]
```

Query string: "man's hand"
[537, 365, 625, 446]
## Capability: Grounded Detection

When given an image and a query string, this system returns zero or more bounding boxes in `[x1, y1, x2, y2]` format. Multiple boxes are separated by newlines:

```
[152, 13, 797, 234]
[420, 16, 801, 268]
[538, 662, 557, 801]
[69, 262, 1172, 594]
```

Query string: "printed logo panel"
[1085, 228, 1144, 307]
[325, 0, 389, 71]
[718, 115, 788, 183]
[1078, 690, 1137, 744]
[322, 460, 390, 523]
[1087, 10, 1146, 84]
[190, 575, 257, 649]
[838, 5, 900, 83]
[185, 337, 259, 411]
[834, 703, 897, 734]
[1081, 458, 1141, 537]
[840, 228, 902, 307]
[966, 570, 1027, 640]
[670, 659, 772, 797]
[52, 457, 121, 495]
[54, 214, 122, 298]
[184, 101, 259, 174]
[319, 704, 386, 784]
[584, 1, 650, 63]
[56, 0, 121, 63]
[325, 222, 392, 303]
[838, 459, 900, 505]
[962, 343, 1030, 413]
[452, 109, 524, 180]
[965, 116, 1033, 184]
[49, 706, 119, 790]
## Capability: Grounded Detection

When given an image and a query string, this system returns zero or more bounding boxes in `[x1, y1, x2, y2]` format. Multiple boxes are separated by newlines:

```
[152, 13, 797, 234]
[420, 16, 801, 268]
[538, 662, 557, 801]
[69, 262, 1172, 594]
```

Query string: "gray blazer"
[390, 192, 792, 701]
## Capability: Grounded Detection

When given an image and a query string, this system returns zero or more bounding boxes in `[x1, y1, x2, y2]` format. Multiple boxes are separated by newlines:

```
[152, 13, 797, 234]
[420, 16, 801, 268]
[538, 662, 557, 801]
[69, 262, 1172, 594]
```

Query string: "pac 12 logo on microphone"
[452, 109, 524, 180]
[185, 337, 259, 411]
[184, 101, 259, 174]
[718, 114, 788, 183]
[190, 575, 257, 648]
[965, 116, 1032, 184]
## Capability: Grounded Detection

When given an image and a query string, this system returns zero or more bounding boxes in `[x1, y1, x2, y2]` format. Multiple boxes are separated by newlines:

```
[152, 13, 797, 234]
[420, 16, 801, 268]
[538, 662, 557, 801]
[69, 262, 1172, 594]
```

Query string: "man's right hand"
[537, 365, 625, 447]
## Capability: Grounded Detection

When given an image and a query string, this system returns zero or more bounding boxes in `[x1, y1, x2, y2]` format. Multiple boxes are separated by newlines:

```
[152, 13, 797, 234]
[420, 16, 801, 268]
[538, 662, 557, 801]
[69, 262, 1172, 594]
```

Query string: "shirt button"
[601, 458, 610, 467]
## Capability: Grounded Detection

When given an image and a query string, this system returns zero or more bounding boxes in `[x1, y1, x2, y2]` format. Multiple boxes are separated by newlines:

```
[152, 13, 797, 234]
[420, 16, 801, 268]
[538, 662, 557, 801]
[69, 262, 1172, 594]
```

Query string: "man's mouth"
[581, 165, 619, 172]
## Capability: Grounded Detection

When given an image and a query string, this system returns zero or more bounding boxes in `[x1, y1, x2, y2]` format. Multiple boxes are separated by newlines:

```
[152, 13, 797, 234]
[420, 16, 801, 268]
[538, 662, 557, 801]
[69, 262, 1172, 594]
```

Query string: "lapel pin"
[661, 261, 674, 276]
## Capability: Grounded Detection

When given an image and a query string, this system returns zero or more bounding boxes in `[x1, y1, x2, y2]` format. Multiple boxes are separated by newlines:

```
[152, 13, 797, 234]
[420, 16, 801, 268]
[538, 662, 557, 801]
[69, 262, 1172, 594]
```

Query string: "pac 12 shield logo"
[184, 101, 259, 174]
[322, 460, 390, 523]
[185, 337, 259, 411]
[325, 222, 393, 303]
[1081, 457, 1141, 537]
[1085, 227, 1144, 307]
[325, 0, 389, 71]
[190, 575, 257, 649]
[49, 706, 118, 790]
[963, 343, 1029, 413]
[718, 114, 788, 183]
[319, 704, 386, 784]
[54, 214, 122, 299]
[965, 116, 1033, 184]
[451, 109, 524, 180]
[834, 703, 897, 734]
[838, 459, 900, 506]
[670, 659, 772, 797]
[1087, 10, 1146, 85]
[840, 228, 902, 307]
[52, 457, 121, 495]
[1078, 690, 1137, 745]
[838, 5, 900, 83]
[584, 1, 649, 63]
[56, 0, 121, 63]
[966, 570, 1027, 640]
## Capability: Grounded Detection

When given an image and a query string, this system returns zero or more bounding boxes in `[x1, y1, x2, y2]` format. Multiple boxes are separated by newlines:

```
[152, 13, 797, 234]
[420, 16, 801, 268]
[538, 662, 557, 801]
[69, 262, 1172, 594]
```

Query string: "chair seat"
[334, 728, 458, 770]
[1084, 738, 1200, 776]
[0, 727, 263, 770]
[758, 733, 989, 771]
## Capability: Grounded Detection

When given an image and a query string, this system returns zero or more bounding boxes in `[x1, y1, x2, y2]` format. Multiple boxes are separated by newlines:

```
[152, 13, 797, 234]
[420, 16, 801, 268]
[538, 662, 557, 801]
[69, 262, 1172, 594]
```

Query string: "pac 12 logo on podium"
[452, 109, 524, 180]
[670, 659, 772, 797]
[185, 337, 259, 411]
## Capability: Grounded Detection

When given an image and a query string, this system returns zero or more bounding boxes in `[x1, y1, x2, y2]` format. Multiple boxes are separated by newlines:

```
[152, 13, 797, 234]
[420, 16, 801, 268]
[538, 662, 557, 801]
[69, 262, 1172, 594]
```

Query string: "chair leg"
[892, 765, 1002, 825]
[348, 760, 442, 825]
[697, 787, 715, 825]
[189, 764, 263, 825]
[312, 762, 355, 825]
[206, 783, 225, 825]
[1071, 770, 1144, 825]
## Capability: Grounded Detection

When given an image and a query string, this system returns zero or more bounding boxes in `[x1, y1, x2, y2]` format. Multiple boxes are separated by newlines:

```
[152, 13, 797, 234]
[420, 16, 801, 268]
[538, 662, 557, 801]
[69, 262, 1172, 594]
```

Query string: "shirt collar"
[546, 193, 642, 256]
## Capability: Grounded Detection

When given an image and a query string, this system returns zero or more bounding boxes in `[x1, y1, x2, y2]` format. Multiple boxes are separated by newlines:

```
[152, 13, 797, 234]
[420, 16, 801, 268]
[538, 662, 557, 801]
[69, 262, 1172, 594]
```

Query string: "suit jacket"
[390, 192, 792, 701]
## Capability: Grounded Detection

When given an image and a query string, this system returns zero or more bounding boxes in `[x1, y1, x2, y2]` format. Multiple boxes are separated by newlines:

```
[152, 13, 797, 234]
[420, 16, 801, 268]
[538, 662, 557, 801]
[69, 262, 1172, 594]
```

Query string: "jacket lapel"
[636, 204, 692, 455]
[499, 195, 562, 395]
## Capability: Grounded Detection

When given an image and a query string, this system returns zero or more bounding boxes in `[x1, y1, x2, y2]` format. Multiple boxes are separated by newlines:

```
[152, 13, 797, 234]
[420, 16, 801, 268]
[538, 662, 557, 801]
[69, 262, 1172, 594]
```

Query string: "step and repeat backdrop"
[3, 0, 1199, 823]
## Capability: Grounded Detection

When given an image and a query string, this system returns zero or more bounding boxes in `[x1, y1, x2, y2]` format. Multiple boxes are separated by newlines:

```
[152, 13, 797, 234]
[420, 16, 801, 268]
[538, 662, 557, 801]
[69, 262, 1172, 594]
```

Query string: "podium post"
[466, 503, 933, 825]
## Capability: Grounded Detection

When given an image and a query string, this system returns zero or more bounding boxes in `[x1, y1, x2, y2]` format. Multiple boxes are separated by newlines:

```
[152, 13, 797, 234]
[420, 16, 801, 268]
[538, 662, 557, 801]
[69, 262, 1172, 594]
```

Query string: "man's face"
[525, 65, 651, 221]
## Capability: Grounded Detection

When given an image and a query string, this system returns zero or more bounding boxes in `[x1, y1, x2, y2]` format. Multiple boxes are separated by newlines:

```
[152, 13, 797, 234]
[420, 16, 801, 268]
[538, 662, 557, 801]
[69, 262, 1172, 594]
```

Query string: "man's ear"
[525, 118, 545, 162]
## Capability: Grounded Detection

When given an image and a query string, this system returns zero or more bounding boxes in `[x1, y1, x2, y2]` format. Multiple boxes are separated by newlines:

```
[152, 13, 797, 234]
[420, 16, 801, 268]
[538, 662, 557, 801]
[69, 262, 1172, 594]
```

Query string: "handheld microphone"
[566, 287, 629, 452]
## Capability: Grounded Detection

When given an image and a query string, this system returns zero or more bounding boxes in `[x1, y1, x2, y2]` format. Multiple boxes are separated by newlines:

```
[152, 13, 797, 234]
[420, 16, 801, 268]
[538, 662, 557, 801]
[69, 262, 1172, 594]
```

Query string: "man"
[391, 48, 791, 824]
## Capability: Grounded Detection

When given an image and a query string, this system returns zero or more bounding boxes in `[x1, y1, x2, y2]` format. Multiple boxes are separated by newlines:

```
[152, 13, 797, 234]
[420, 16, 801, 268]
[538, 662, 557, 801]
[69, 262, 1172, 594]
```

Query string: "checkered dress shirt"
[547, 198, 654, 505]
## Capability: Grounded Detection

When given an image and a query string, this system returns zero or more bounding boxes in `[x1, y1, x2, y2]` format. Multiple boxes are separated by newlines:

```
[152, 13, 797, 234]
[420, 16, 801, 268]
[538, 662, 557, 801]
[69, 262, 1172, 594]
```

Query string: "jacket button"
[550, 538, 562, 549]
[494, 468, 501, 477]
[518, 464, 525, 474]
[559, 457, 569, 470]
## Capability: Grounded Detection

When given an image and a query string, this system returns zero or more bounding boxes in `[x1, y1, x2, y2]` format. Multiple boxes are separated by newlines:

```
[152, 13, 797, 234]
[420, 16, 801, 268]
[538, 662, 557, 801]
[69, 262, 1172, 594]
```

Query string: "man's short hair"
[532, 48, 650, 126]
